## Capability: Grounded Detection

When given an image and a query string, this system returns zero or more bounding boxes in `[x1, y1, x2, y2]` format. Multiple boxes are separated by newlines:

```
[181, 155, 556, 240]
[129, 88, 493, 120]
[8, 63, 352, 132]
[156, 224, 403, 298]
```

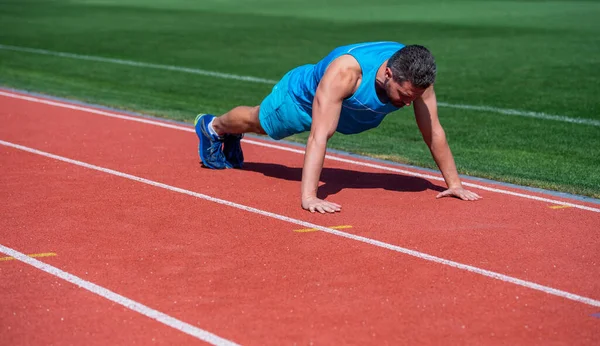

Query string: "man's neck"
[375, 61, 389, 103]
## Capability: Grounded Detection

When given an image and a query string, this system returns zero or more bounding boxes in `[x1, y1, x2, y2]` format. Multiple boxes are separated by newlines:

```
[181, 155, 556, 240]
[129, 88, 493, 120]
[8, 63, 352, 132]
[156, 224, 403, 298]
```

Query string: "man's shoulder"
[327, 54, 362, 75]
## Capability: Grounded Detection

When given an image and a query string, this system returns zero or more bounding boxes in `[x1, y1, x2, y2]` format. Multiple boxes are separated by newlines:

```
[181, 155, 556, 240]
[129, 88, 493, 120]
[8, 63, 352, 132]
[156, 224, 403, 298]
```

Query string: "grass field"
[1, 0, 599, 197]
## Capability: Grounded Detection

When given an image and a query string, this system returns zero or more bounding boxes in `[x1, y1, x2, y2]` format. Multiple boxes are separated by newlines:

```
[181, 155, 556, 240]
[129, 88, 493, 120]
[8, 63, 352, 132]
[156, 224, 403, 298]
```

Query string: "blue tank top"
[286, 41, 405, 135]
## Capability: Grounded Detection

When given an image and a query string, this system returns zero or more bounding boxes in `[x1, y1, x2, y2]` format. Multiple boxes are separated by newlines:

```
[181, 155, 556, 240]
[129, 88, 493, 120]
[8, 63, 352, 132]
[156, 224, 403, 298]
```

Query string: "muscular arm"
[301, 56, 361, 213]
[413, 87, 481, 200]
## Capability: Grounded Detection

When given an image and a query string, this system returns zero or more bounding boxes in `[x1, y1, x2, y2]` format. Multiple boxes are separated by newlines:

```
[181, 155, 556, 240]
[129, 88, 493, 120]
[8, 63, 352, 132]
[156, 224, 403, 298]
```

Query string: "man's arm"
[301, 56, 360, 213]
[413, 86, 481, 201]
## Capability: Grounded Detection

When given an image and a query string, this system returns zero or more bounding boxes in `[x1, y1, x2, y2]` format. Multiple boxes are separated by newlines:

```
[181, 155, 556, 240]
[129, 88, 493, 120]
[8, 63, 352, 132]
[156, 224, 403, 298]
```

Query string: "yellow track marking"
[549, 205, 572, 209]
[0, 252, 57, 261]
[294, 225, 352, 233]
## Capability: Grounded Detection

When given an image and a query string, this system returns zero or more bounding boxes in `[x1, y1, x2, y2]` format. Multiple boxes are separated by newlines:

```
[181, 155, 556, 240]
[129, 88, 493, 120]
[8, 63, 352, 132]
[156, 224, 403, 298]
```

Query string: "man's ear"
[385, 67, 393, 79]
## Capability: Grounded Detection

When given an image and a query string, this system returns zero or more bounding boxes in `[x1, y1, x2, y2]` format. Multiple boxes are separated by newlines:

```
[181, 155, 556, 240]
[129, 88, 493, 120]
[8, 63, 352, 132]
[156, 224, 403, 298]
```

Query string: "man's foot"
[223, 134, 244, 168]
[194, 114, 232, 169]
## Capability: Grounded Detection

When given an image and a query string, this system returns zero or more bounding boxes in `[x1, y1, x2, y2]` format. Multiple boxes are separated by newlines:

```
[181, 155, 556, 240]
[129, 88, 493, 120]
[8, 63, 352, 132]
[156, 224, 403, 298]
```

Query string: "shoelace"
[206, 140, 224, 160]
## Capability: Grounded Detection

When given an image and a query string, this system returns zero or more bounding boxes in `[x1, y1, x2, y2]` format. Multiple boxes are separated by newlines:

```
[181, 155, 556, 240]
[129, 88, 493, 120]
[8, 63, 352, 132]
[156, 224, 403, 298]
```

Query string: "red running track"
[0, 90, 599, 345]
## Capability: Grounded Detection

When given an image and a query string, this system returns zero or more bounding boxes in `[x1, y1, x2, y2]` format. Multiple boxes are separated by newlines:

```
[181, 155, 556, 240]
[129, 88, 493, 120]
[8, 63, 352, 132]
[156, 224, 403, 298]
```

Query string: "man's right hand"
[301, 196, 341, 214]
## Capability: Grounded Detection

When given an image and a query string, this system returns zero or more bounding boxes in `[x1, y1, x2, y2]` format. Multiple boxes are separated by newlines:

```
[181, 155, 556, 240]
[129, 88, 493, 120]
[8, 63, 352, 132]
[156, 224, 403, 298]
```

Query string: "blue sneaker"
[194, 114, 232, 169]
[224, 134, 244, 168]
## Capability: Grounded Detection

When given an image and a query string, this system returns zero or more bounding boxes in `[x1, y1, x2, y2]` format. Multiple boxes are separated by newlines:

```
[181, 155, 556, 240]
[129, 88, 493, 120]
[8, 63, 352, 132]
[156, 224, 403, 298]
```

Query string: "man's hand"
[302, 196, 342, 214]
[436, 187, 482, 201]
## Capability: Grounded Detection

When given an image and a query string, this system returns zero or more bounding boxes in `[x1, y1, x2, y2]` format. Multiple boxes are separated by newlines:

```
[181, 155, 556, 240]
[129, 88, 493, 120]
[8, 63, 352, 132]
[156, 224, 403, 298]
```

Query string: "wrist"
[447, 182, 463, 189]
[302, 194, 317, 201]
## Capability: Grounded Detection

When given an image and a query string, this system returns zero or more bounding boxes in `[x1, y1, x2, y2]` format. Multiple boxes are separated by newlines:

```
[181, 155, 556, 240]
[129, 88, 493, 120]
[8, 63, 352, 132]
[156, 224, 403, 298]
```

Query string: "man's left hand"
[436, 187, 482, 201]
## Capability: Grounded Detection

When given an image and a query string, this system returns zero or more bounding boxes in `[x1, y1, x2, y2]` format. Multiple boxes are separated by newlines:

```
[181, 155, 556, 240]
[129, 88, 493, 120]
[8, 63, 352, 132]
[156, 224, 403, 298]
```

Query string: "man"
[194, 41, 481, 213]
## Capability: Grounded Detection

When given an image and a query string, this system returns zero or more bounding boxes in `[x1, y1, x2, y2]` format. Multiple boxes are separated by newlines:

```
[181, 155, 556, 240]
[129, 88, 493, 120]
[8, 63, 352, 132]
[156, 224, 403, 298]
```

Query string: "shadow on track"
[242, 162, 445, 199]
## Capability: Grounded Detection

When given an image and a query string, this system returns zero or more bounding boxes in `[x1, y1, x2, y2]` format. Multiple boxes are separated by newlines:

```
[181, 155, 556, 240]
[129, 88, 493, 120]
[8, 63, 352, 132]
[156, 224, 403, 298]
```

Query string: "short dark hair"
[387, 45, 436, 89]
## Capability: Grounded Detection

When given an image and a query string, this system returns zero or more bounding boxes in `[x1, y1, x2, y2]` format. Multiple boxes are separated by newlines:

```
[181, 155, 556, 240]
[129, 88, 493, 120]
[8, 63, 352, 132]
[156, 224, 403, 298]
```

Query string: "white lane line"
[0, 243, 238, 346]
[1, 139, 599, 308]
[1, 90, 598, 213]
[436, 102, 600, 127]
[0, 44, 275, 85]
[1, 43, 598, 127]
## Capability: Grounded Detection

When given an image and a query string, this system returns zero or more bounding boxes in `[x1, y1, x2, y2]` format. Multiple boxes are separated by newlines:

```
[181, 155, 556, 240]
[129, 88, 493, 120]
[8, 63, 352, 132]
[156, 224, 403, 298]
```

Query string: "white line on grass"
[1, 43, 598, 127]
[0, 44, 275, 85]
[1, 90, 598, 213]
[0, 243, 238, 346]
[1, 139, 599, 308]
[436, 102, 600, 127]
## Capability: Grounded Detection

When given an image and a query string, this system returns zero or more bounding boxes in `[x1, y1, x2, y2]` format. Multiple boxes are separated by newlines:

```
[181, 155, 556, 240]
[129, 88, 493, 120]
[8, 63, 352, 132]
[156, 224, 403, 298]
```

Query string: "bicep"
[311, 62, 358, 138]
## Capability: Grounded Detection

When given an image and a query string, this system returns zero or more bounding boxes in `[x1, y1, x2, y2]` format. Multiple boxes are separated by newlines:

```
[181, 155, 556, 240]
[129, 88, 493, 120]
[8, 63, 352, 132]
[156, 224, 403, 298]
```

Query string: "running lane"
[1, 91, 598, 298]
[1, 90, 599, 344]
[1, 146, 598, 345]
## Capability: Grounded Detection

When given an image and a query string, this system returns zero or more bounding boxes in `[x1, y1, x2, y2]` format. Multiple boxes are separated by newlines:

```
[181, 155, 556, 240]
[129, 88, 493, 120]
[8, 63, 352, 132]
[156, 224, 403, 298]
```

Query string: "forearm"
[429, 132, 462, 189]
[301, 135, 328, 199]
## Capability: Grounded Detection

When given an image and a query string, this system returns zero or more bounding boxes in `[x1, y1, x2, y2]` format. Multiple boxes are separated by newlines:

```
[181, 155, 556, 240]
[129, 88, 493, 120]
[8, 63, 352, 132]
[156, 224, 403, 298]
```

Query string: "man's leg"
[195, 69, 303, 169]
[194, 105, 265, 169]
[212, 106, 266, 136]
[214, 106, 265, 169]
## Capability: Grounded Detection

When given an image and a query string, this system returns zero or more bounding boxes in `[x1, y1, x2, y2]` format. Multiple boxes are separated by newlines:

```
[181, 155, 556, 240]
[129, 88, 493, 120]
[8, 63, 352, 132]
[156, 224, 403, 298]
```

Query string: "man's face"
[384, 68, 426, 107]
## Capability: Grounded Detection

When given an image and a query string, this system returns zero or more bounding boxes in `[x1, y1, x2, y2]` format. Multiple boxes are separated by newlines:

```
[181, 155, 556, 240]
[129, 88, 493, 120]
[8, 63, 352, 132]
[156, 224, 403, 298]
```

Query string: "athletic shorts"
[259, 70, 312, 140]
